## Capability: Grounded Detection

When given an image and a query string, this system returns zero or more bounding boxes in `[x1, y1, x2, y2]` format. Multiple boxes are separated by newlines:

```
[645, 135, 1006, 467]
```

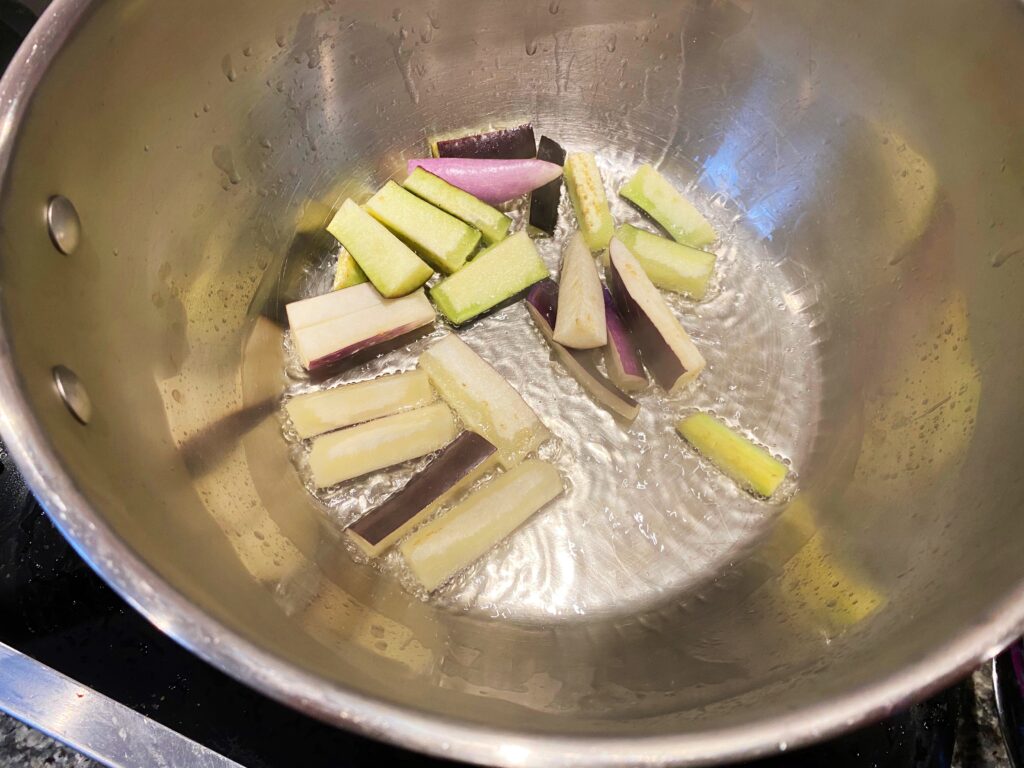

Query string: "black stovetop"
[2, 438, 1019, 768]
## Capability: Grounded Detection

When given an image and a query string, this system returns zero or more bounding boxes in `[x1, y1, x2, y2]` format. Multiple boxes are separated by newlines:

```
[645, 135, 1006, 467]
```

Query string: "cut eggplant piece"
[527, 280, 639, 421]
[285, 281, 382, 332]
[620, 164, 716, 248]
[402, 167, 511, 245]
[292, 289, 435, 371]
[406, 158, 563, 205]
[602, 286, 647, 392]
[615, 224, 716, 299]
[429, 231, 548, 325]
[553, 232, 607, 349]
[364, 181, 481, 274]
[308, 402, 456, 488]
[286, 370, 434, 439]
[528, 135, 567, 235]
[346, 431, 499, 557]
[400, 459, 563, 591]
[677, 413, 788, 498]
[326, 199, 433, 297]
[432, 123, 536, 160]
[564, 153, 614, 251]
[418, 333, 550, 466]
[608, 238, 706, 393]
[332, 247, 368, 291]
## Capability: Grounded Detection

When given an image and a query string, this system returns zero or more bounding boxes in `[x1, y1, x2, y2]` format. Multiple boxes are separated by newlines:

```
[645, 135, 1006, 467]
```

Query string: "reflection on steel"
[51, 365, 91, 425]
[45, 195, 80, 255]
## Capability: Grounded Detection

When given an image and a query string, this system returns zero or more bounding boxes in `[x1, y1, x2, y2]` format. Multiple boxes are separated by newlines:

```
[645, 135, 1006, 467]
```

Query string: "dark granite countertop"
[0, 712, 97, 767]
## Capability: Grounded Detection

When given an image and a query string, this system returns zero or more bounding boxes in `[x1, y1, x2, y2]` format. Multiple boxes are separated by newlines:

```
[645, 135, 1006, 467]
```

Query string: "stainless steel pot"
[1, 0, 1023, 765]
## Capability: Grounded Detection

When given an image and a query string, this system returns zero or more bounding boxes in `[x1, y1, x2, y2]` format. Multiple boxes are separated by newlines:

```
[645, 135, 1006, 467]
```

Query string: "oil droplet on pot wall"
[221, 53, 237, 82]
[212, 145, 242, 185]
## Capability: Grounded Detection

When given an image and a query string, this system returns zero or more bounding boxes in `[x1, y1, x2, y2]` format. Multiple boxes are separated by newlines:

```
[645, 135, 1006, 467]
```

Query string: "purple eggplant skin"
[308, 320, 428, 372]
[347, 431, 498, 551]
[602, 286, 647, 391]
[526, 279, 640, 421]
[608, 257, 687, 390]
[407, 158, 563, 205]
[529, 136, 567, 234]
[527, 279, 560, 328]
[537, 135, 567, 166]
[434, 124, 536, 159]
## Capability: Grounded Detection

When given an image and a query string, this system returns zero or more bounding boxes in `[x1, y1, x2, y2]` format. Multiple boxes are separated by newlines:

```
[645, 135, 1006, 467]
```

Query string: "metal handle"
[0, 641, 242, 768]
[994, 641, 1024, 768]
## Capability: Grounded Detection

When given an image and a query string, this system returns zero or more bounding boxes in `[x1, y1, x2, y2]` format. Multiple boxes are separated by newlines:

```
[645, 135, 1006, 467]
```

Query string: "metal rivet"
[52, 365, 91, 425]
[46, 195, 81, 255]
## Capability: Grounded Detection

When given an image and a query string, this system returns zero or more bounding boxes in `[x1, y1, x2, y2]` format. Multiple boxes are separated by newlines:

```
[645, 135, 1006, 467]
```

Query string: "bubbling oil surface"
[280, 150, 821, 622]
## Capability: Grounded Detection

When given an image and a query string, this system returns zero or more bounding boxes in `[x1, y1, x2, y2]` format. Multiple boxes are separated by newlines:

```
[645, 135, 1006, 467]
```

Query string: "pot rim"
[1, 1, 1022, 765]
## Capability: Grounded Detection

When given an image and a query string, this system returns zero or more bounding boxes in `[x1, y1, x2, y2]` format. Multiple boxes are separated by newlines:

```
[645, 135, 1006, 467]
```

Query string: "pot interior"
[1, 0, 1023, 762]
